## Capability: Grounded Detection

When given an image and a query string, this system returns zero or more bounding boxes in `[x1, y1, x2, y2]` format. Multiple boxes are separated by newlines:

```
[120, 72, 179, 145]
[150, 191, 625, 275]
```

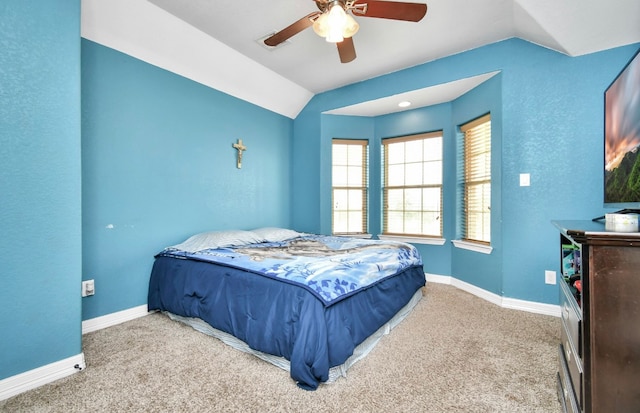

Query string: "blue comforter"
[148, 235, 425, 390]
[158, 235, 422, 306]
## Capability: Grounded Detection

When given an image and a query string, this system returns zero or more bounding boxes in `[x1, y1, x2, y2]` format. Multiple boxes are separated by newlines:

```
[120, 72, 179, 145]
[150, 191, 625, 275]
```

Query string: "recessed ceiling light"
[398, 101, 411, 108]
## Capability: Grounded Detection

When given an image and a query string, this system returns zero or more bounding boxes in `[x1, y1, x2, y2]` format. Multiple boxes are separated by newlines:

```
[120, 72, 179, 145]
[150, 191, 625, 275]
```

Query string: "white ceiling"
[81, 0, 640, 118]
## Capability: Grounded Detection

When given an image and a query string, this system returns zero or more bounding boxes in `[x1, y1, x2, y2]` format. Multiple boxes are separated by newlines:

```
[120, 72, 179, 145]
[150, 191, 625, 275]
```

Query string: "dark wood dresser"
[553, 220, 640, 413]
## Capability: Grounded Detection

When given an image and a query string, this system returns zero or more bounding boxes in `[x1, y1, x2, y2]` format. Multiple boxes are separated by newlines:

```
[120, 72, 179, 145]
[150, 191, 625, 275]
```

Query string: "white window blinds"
[332, 139, 368, 235]
[461, 114, 491, 244]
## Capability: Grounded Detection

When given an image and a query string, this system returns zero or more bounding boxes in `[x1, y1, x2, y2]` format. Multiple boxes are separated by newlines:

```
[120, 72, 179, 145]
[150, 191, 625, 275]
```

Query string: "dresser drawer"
[561, 320, 582, 407]
[558, 345, 580, 413]
[559, 279, 581, 357]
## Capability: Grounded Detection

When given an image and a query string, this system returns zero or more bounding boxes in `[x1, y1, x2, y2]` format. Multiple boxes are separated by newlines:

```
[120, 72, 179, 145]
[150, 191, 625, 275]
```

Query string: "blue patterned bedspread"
[157, 234, 423, 306]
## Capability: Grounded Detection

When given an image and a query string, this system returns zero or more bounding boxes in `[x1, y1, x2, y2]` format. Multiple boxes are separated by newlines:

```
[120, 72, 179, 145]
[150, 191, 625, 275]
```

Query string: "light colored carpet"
[0, 283, 561, 412]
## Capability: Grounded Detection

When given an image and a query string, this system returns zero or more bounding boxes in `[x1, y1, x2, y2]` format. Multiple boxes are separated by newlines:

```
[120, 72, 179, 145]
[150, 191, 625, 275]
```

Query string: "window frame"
[381, 131, 444, 239]
[331, 139, 369, 235]
[459, 113, 492, 247]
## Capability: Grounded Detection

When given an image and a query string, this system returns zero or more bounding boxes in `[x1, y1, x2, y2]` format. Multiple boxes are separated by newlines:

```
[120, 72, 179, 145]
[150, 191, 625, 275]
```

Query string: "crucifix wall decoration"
[232, 139, 247, 169]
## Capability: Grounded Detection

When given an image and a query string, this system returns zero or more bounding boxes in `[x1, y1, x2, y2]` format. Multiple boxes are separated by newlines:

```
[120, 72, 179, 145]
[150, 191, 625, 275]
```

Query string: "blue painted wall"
[81, 40, 293, 320]
[0, 0, 82, 380]
[292, 38, 640, 305]
[497, 42, 638, 302]
[292, 111, 322, 234]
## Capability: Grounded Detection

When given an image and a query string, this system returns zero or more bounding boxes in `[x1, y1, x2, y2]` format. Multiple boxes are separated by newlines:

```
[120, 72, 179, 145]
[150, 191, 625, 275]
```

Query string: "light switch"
[519, 173, 530, 187]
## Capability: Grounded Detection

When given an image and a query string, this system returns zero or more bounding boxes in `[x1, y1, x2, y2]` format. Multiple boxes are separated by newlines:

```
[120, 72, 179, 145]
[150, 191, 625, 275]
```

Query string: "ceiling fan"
[264, 0, 428, 63]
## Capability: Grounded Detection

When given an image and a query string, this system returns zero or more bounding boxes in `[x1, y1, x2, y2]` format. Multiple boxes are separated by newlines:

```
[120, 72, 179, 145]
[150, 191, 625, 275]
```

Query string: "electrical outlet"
[545, 270, 556, 285]
[82, 279, 95, 297]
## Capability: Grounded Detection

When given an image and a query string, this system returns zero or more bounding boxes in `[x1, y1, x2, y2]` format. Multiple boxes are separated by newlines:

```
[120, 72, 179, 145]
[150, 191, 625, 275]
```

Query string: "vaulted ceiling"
[81, 0, 640, 118]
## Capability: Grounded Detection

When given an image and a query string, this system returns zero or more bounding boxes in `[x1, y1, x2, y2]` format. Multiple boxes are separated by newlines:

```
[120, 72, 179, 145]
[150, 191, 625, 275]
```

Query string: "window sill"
[333, 233, 373, 239]
[378, 235, 446, 246]
[452, 239, 493, 254]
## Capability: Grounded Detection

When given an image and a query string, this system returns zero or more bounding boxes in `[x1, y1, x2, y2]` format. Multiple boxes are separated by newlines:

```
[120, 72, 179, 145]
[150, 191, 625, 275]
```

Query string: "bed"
[147, 227, 425, 390]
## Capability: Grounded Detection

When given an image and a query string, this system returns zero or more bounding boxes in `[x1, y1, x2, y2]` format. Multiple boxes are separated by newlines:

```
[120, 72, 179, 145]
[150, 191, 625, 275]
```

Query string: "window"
[382, 132, 443, 237]
[332, 139, 368, 235]
[460, 114, 491, 244]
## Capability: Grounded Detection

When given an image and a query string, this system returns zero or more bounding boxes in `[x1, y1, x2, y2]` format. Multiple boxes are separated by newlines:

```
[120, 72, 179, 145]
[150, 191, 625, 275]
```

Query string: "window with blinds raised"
[460, 114, 491, 244]
[382, 132, 443, 237]
[332, 139, 368, 235]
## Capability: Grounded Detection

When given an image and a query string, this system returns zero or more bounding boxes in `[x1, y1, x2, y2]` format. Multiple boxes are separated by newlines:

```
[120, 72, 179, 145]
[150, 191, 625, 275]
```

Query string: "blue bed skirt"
[147, 256, 425, 390]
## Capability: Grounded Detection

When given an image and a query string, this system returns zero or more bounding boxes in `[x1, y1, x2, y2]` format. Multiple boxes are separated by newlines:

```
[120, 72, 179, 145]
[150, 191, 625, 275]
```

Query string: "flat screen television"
[604, 47, 640, 211]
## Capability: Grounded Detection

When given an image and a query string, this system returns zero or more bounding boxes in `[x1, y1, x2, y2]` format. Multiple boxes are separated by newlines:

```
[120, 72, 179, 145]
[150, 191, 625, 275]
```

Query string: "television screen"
[604, 48, 640, 208]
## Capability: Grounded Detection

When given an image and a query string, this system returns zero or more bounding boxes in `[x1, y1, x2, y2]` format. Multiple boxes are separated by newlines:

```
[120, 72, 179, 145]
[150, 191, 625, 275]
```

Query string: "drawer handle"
[563, 304, 569, 320]
[565, 341, 572, 361]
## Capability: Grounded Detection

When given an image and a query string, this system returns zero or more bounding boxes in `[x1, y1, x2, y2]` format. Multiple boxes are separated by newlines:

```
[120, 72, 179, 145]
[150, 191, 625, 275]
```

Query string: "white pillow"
[170, 230, 264, 252]
[251, 227, 301, 243]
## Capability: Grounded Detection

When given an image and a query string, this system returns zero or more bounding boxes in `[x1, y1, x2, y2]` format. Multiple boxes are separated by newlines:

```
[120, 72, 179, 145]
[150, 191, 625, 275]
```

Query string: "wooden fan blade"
[353, 0, 427, 22]
[264, 12, 321, 47]
[337, 37, 356, 63]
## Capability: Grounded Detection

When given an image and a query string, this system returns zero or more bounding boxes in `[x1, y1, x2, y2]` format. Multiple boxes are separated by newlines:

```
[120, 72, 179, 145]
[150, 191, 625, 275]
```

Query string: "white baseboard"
[424, 273, 451, 285]
[82, 304, 151, 334]
[425, 273, 561, 317]
[0, 353, 85, 402]
[502, 297, 560, 317]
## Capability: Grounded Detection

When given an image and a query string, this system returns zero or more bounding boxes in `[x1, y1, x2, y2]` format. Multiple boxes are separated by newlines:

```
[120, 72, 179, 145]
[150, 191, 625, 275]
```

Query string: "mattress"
[164, 287, 423, 384]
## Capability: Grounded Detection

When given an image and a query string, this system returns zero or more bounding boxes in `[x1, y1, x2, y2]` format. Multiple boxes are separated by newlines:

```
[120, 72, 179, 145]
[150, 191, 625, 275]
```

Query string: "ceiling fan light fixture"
[325, 3, 347, 43]
[342, 13, 359, 38]
[312, 13, 329, 37]
[312, 2, 359, 43]
[325, 29, 344, 43]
